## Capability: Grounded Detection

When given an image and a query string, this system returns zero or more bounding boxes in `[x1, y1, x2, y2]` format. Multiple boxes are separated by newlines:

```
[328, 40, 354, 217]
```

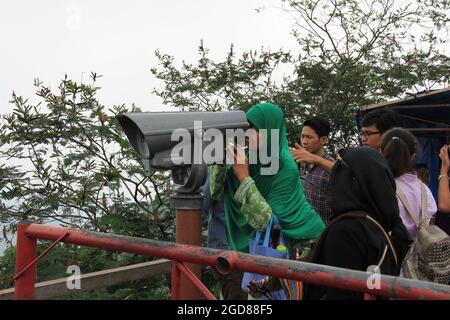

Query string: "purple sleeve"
[425, 186, 438, 217]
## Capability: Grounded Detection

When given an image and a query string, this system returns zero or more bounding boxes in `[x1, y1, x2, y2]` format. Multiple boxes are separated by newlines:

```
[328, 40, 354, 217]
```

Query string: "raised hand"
[439, 145, 449, 174]
[290, 143, 319, 164]
[226, 143, 249, 183]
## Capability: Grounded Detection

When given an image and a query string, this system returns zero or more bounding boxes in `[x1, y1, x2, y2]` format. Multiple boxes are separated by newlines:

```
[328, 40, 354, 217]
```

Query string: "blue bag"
[241, 214, 289, 300]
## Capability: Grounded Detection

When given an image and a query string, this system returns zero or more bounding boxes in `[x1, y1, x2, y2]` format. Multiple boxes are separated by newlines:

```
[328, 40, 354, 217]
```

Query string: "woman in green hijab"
[211, 103, 325, 255]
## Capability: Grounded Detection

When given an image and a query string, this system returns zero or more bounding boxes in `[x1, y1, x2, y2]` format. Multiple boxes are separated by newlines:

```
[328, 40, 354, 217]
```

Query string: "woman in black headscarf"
[303, 147, 411, 300]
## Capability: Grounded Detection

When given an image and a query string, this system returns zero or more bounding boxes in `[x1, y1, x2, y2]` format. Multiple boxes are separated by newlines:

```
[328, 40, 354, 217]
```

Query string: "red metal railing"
[14, 223, 450, 300]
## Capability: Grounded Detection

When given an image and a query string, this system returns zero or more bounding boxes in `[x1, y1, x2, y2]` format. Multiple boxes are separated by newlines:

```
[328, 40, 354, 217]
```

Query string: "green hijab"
[224, 103, 325, 252]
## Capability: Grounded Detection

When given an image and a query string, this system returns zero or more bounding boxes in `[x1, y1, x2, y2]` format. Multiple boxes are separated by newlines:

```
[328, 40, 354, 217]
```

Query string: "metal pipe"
[175, 262, 216, 300]
[14, 223, 37, 300]
[171, 262, 180, 300]
[14, 232, 70, 280]
[24, 223, 218, 267]
[21, 223, 450, 300]
[175, 209, 202, 299]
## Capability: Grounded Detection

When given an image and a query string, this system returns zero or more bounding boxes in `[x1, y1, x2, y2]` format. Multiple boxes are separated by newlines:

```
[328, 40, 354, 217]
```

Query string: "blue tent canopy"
[356, 87, 450, 199]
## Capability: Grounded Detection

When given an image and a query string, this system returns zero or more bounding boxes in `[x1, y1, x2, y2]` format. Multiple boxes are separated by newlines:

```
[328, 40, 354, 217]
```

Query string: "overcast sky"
[0, 0, 299, 115]
[0, 0, 300, 253]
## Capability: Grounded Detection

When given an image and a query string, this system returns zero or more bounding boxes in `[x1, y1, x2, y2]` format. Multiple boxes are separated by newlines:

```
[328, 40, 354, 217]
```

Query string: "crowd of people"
[201, 103, 450, 300]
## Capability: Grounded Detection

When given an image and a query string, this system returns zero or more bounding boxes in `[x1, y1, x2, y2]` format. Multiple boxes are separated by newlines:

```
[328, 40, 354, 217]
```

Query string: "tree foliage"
[151, 0, 450, 152]
[0, 73, 180, 298]
[0, 73, 174, 240]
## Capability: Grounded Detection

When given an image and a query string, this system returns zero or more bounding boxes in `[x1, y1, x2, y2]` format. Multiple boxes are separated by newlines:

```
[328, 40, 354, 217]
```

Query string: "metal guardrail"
[12, 223, 450, 300]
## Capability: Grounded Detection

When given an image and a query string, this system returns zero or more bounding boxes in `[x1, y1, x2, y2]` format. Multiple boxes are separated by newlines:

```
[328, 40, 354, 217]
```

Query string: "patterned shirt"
[299, 154, 334, 225]
[210, 165, 271, 231]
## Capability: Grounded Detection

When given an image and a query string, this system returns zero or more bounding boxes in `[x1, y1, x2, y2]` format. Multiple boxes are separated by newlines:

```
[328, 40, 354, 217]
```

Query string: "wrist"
[314, 155, 323, 166]
[237, 173, 249, 183]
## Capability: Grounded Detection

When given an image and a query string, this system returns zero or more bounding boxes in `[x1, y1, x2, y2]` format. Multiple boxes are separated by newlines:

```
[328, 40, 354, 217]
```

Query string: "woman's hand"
[227, 143, 249, 183]
[439, 145, 450, 174]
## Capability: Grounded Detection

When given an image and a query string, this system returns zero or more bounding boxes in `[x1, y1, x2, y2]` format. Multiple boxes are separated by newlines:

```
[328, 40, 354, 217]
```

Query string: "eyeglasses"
[358, 130, 381, 138]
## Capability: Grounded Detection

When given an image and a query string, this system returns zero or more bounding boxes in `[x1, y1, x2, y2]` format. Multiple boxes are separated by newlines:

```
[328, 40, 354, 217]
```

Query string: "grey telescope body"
[116, 111, 249, 175]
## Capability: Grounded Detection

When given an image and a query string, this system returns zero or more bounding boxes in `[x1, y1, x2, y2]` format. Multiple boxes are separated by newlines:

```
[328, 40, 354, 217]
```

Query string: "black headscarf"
[330, 147, 411, 264]
[331, 147, 400, 229]
[304, 147, 411, 299]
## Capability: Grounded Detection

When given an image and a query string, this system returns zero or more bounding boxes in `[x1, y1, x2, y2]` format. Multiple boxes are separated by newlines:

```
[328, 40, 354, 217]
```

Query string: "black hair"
[361, 109, 403, 134]
[413, 163, 428, 170]
[303, 116, 331, 138]
[414, 163, 430, 185]
[381, 127, 417, 178]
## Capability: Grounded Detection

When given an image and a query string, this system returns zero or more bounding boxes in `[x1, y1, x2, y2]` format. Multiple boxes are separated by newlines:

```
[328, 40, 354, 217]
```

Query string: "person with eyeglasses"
[359, 109, 403, 150]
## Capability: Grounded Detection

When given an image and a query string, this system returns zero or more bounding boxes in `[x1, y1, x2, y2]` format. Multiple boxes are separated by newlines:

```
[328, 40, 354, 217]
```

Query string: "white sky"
[0, 0, 298, 115]
[0, 0, 300, 254]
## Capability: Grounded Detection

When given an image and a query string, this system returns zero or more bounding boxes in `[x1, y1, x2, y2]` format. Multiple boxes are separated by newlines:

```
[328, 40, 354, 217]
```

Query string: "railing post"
[169, 165, 207, 300]
[14, 223, 37, 300]
[174, 208, 202, 299]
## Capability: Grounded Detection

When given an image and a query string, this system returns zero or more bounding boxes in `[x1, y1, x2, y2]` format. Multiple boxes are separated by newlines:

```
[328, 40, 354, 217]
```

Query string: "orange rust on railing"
[13, 223, 450, 300]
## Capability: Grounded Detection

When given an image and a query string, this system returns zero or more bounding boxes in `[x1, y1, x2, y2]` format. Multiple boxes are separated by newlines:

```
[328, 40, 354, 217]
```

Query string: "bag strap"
[255, 214, 285, 247]
[327, 212, 398, 268]
[255, 214, 274, 246]
[396, 182, 430, 227]
[364, 215, 398, 268]
[419, 181, 429, 221]
[396, 187, 420, 227]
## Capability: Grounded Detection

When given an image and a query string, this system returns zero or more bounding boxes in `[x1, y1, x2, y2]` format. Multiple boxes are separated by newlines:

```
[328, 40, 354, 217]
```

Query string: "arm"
[315, 157, 335, 173]
[227, 143, 272, 230]
[234, 177, 272, 231]
[290, 144, 335, 173]
[438, 145, 450, 213]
